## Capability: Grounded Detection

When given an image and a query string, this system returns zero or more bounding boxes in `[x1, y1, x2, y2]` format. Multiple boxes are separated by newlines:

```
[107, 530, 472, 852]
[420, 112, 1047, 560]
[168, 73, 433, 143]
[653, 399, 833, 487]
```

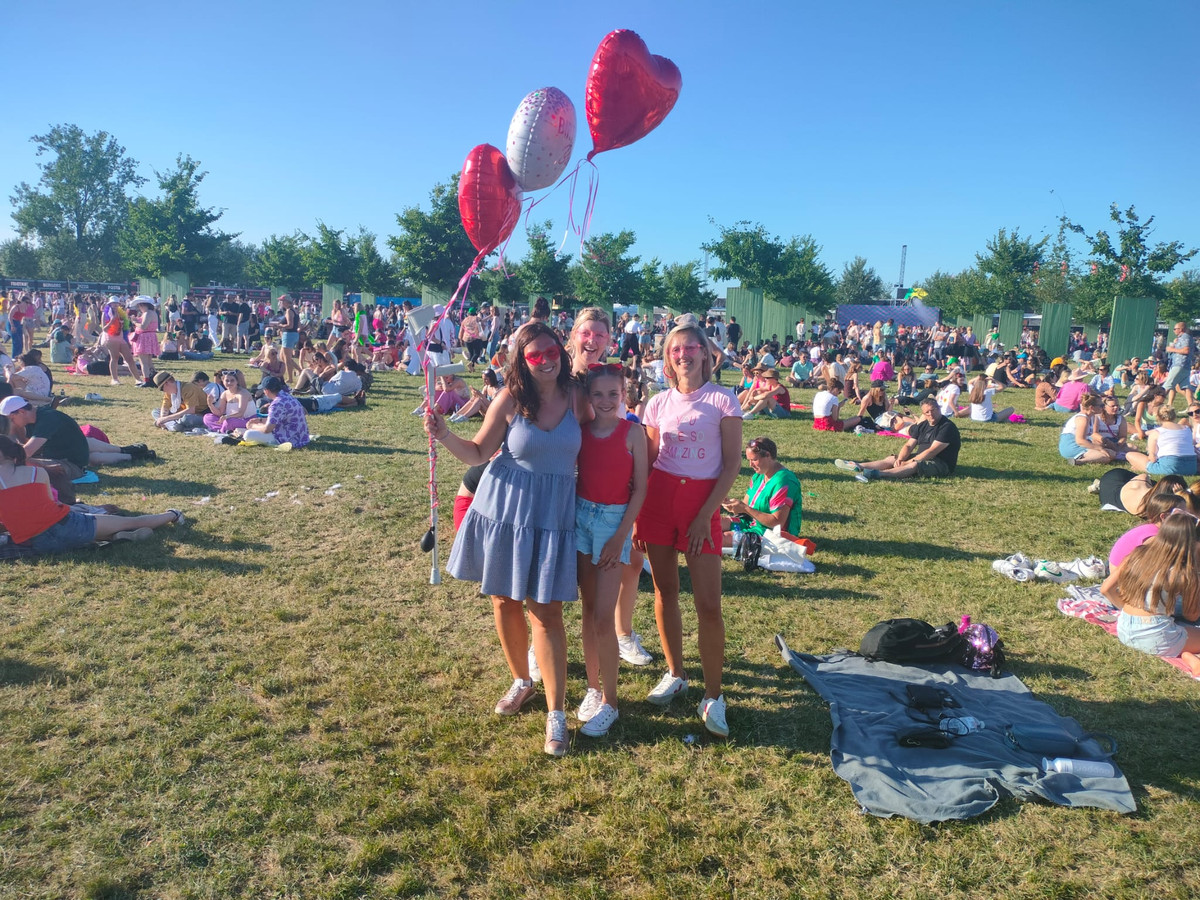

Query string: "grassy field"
[2, 357, 1199, 900]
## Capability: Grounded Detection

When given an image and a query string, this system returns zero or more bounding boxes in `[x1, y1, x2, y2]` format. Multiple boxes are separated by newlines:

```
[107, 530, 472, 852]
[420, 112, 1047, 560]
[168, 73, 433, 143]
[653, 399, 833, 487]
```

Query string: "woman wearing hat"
[459, 306, 485, 372]
[130, 297, 160, 387]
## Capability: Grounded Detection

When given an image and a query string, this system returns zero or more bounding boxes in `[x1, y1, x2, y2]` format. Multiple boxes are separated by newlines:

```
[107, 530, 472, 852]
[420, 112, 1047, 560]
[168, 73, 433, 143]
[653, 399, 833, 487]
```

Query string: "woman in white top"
[1058, 394, 1116, 465]
[1126, 407, 1198, 477]
[967, 375, 1015, 423]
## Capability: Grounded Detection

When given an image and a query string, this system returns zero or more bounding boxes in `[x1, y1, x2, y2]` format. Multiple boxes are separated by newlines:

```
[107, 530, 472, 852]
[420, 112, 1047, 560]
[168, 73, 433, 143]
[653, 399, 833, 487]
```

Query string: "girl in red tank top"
[575, 367, 648, 737]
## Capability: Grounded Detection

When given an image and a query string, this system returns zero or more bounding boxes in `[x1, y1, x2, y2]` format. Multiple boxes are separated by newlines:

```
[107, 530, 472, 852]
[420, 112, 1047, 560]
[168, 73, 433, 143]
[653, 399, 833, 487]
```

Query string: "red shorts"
[452, 494, 473, 532]
[636, 468, 722, 555]
[813, 416, 844, 432]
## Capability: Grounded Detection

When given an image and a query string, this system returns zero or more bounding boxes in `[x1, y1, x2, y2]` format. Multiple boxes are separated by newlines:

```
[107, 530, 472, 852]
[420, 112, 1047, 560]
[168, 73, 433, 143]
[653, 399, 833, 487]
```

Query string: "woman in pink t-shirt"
[634, 324, 743, 738]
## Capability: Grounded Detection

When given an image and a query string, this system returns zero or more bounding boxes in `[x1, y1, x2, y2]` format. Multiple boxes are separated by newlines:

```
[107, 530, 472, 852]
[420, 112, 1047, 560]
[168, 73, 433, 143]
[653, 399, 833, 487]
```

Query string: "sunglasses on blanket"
[523, 346, 561, 365]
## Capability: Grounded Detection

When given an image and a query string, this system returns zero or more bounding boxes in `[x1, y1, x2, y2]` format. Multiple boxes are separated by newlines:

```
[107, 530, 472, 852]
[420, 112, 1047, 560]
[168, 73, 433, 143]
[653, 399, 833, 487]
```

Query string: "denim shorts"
[1058, 433, 1088, 460]
[280, 331, 300, 349]
[1162, 366, 1190, 391]
[1116, 611, 1188, 658]
[1145, 455, 1198, 477]
[575, 497, 632, 565]
[26, 510, 97, 553]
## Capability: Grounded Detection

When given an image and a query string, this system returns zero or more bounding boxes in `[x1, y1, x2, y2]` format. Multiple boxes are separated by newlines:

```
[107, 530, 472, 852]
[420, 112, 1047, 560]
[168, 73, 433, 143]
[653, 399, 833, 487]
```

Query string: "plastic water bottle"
[959, 615, 971, 634]
[1043, 757, 1116, 778]
[731, 524, 744, 559]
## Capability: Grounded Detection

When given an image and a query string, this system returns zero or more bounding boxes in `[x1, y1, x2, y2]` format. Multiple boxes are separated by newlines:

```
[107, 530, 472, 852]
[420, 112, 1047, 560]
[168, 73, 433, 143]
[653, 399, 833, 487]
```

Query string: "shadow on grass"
[953, 465, 1078, 483]
[314, 436, 420, 455]
[0, 657, 64, 686]
[83, 537, 270, 574]
[832, 537, 982, 562]
[801, 510, 855, 525]
[80, 473, 220, 496]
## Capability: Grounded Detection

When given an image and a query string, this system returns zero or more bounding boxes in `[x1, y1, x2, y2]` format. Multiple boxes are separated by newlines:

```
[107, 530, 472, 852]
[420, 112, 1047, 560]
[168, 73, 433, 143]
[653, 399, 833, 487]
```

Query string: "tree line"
[5, 124, 1196, 322]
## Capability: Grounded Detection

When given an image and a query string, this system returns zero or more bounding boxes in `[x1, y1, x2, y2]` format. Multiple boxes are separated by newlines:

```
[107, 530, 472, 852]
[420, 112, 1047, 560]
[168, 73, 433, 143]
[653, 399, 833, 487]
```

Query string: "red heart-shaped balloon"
[585, 29, 681, 160]
[458, 143, 523, 254]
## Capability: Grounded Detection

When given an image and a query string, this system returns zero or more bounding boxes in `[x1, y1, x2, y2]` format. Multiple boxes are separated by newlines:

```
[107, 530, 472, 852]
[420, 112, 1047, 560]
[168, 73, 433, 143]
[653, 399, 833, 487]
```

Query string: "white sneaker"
[1059, 556, 1108, 581]
[833, 459, 861, 472]
[576, 687, 603, 722]
[580, 703, 619, 737]
[527, 646, 542, 684]
[544, 710, 569, 757]
[1034, 560, 1078, 584]
[992, 559, 1034, 582]
[1087, 478, 1102, 494]
[647, 672, 688, 706]
[697, 694, 729, 738]
[618, 632, 654, 666]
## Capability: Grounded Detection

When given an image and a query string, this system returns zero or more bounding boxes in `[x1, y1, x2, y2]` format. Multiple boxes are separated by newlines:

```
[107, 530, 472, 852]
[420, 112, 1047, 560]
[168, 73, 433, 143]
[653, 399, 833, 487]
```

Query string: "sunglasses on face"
[669, 342, 703, 356]
[523, 345, 561, 366]
[588, 363, 622, 375]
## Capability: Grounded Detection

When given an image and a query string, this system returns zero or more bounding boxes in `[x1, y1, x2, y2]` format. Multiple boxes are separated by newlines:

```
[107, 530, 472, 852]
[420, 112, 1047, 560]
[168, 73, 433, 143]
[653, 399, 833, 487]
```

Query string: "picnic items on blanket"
[728, 526, 815, 573]
[776, 635, 1136, 822]
[860, 618, 964, 664]
[1057, 585, 1200, 681]
[993, 552, 1107, 584]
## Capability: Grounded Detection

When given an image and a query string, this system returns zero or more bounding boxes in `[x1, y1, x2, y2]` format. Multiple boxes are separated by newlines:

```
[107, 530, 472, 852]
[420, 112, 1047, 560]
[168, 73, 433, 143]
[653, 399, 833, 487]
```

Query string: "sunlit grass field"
[2, 355, 1198, 899]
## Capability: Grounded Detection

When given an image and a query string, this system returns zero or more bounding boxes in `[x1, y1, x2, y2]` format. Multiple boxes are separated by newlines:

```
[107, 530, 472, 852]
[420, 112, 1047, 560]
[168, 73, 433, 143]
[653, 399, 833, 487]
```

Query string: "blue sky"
[3, 0, 1197, 291]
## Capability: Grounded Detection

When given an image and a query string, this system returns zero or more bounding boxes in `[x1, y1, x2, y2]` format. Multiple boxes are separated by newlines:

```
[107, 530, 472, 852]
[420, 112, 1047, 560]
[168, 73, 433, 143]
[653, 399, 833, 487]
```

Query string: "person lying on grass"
[0, 435, 182, 553]
[834, 396, 960, 483]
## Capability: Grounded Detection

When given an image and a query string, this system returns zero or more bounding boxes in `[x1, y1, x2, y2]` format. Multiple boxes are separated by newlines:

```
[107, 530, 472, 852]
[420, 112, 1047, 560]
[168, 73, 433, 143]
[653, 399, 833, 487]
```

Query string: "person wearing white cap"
[0, 395, 146, 470]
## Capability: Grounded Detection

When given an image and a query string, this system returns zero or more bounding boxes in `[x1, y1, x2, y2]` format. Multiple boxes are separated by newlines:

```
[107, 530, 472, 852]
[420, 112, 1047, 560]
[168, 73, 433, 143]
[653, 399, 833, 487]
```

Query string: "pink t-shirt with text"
[644, 382, 743, 480]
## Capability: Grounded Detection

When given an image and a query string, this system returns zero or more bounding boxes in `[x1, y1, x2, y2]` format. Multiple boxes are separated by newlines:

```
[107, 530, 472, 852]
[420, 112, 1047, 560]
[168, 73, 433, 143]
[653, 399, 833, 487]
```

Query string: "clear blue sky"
[4, 0, 1197, 291]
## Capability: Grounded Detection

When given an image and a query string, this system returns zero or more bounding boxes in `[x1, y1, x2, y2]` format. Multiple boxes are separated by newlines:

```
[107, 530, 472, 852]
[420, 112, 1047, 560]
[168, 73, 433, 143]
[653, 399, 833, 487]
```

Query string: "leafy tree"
[661, 261, 712, 317]
[247, 233, 309, 293]
[1161, 270, 1200, 325]
[836, 256, 886, 305]
[351, 229, 398, 295]
[571, 230, 642, 309]
[521, 221, 573, 299]
[638, 259, 666, 311]
[772, 236, 835, 312]
[1066, 204, 1198, 320]
[0, 239, 41, 278]
[302, 222, 357, 287]
[476, 266, 527, 308]
[10, 124, 144, 279]
[1031, 220, 1076, 311]
[975, 227, 1047, 311]
[701, 221, 781, 290]
[207, 239, 257, 286]
[917, 268, 1003, 319]
[388, 175, 480, 292]
[120, 155, 234, 281]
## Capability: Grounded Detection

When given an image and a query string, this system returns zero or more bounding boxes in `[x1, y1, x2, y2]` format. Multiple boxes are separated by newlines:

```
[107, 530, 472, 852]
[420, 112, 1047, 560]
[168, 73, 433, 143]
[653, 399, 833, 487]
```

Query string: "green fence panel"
[421, 285, 451, 310]
[1082, 322, 1100, 343]
[997, 309, 1023, 352]
[359, 291, 375, 308]
[1039, 302, 1073, 359]
[160, 271, 190, 306]
[972, 314, 992, 345]
[726, 286, 764, 346]
[271, 285, 289, 304]
[1108, 297, 1158, 367]
[322, 284, 344, 320]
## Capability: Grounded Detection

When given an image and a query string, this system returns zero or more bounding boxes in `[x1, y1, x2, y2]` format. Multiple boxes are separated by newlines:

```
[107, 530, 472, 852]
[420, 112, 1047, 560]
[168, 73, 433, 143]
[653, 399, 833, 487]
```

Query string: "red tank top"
[577, 418, 634, 505]
[0, 470, 70, 544]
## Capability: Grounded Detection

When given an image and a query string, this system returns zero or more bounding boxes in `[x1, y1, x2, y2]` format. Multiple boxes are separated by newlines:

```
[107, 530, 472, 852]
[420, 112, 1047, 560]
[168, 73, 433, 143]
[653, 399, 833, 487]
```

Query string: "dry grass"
[2, 357, 1199, 899]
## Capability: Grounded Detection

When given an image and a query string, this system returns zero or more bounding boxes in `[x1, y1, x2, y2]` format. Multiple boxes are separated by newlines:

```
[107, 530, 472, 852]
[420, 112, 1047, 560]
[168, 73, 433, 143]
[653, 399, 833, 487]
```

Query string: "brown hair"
[0, 435, 27, 466]
[1116, 512, 1200, 619]
[1138, 491, 1185, 522]
[505, 323, 571, 421]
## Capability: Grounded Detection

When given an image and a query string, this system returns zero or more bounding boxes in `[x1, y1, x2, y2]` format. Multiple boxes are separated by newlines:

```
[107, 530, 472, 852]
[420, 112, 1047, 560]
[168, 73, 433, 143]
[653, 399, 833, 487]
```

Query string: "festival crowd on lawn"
[4, 284, 1200, 753]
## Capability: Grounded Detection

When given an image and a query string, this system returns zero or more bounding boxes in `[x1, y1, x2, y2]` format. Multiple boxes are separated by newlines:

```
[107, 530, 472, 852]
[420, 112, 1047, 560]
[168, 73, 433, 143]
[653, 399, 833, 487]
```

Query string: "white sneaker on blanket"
[1058, 556, 1108, 581]
[1034, 560, 1078, 584]
[993, 559, 1034, 582]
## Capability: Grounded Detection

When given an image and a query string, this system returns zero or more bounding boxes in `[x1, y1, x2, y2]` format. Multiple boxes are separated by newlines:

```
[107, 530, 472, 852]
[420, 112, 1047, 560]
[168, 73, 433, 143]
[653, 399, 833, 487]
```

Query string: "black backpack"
[859, 618, 964, 664]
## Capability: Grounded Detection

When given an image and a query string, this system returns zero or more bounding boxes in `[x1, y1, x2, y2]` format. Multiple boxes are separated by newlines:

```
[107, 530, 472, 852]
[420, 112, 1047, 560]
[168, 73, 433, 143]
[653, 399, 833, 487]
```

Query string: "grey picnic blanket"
[776, 635, 1136, 822]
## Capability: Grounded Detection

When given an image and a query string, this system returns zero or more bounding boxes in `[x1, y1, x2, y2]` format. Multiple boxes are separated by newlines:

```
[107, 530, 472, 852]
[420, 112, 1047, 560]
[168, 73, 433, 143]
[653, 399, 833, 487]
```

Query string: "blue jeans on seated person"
[1050, 402, 1077, 413]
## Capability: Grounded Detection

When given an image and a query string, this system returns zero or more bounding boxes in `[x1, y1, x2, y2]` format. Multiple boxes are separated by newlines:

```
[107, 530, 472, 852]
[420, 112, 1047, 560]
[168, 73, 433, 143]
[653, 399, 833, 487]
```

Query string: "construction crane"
[895, 244, 907, 300]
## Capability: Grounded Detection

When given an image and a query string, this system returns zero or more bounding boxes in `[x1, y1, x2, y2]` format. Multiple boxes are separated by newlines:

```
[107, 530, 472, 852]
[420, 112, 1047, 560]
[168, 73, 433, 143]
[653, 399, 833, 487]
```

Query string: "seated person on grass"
[834, 396, 960, 482]
[450, 369, 502, 423]
[788, 355, 814, 388]
[238, 376, 310, 448]
[811, 378, 862, 432]
[742, 368, 790, 419]
[0, 395, 149, 474]
[720, 436, 802, 545]
[1059, 394, 1116, 466]
[153, 371, 210, 432]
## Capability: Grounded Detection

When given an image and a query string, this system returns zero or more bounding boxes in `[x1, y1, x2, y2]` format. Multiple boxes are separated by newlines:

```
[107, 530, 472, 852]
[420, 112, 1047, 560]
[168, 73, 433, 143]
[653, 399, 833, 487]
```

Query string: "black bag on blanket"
[860, 618, 964, 664]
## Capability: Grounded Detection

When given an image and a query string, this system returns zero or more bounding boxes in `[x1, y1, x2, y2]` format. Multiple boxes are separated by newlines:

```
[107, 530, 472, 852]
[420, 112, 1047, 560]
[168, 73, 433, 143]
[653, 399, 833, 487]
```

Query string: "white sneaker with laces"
[992, 559, 1033, 582]
[698, 694, 729, 738]
[527, 646, 542, 684]
[647, 672, 688, 706]
[544, 710, 569, 757]
[576, 687, 603, 722]
[494, 678, 536, 716]
[1059, 556, 1108, 581]
[1034, 560, 1078, 584]
[618, 632, 653, 666]
[580, 703, 619, 737]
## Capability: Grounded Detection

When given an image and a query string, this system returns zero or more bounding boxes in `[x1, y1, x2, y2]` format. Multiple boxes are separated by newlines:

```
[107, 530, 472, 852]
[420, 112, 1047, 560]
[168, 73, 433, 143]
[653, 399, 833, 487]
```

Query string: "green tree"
[120, 155, 234, 281]
[701, 221, 781, 289]
[975, 227, 1048, 311]
[302, 222, 357, 287]
[476, 266, 527, 308]
[0, 239, 42, 277]
[661, 261, 712, 317]
[388, 175, 480, 292]
[207, 239, 257, 286]
[247, 233, 309, 293]
[1160, 270, 1200, 325]
[571, 230, 642, 309]
[10, 124, 145, 279]
[917, 268, 1003, 319]
[351, 229, 398, 295]
[638, 259, 666, 311]
[521, 221, 573, 299]
[836, 256, 886, 305]
[1065, 204, 1198, 321]
[772, 236, 835, 312]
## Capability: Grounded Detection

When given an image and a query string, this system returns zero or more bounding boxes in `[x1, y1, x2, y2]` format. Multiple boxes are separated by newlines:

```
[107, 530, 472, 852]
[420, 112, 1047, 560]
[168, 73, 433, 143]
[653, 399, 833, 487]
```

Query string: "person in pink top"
[1051, 376, 1088, 413]
[634, 324, 743, 738]
[870, 355, 895, 383]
